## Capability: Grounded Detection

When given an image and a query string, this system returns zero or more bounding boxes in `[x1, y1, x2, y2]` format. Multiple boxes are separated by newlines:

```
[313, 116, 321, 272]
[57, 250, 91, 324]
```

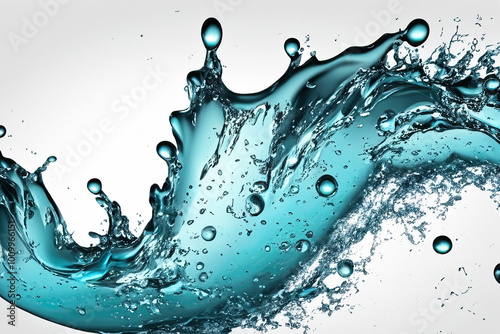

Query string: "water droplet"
[337, 259, 354, 278]
[290, 185, 299, 194]
[494, 263, 500, 284]
[284, 38, 300, 58]
[433, 235, 452, 254]
[201, 226, 216, 241]
[76, 307, 86, 316]
[245, 194, 265, 216]
[260, 220, 267, 225]
[485, 76, 500, 93]
[265, 245, 271, 252]
[0, 125, 6, 138]
[306, 231, 313, 238]
[47, 156, 57, 162]
[156, 141, 176, 161]
[199, 272, 209, 282]
[87, 178, 102, 194]
[295, 240, 310, 253]
[201, 18, 222, 51]
[196, 262, 204, 270]
[405, 19, 429, 47]
[316, 175, 338, 197]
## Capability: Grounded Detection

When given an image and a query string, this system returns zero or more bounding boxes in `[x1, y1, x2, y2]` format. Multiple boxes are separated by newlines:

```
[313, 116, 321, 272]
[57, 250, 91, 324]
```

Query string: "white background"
[1, 0, 500, 333]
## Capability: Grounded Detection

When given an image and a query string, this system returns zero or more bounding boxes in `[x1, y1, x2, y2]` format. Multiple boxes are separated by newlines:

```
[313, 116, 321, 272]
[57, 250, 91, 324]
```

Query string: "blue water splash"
[1, 17, 500, 333]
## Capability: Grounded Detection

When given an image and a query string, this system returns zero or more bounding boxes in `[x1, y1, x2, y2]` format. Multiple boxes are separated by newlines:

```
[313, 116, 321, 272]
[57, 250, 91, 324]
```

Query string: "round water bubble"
[295, 240, 310, 253]
[245, 194, 265, 216]
[433, 235, 452, 254]
[405, 19, 429, 47]
[337, 259, 354, 278]
[485, 76, 500, 93]
[284, 38, 300, 58]
[494, 263, 500, 284]
[76, 307, 86, 316]
[265, 245, 271, 252]
[201, 226, 217, 241]
[87, 178, 102, 194]
[201, 18, 222, 51]
[156, 141, 176, 161]
[196, 262, 205, 270]
[199, 272, 209, 282]
[290, 185, 299, 194]
[316, 175, 338, 197]
[306, 231, 313, 238]
[0, 125, 6, 138]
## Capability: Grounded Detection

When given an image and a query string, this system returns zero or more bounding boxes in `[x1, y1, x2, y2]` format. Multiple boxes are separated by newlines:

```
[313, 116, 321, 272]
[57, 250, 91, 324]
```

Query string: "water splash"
[1, 17, 500, 333]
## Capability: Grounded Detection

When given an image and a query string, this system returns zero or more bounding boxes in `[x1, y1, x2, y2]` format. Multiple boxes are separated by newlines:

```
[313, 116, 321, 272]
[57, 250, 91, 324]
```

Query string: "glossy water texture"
[1, 17, 500, 333]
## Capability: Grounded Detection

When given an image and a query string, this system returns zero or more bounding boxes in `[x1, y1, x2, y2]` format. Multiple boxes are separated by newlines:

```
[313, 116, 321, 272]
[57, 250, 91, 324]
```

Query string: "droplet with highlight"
[87, 178, 102, 195]
[405, 19, 429, 47]
[494, 263, 500, 284]
[0, 125, 6, 138]
[433, 235, 452, 254]
[201, 18, 222, 51]
[337, 260, 354, 278]
[156, 141, 177, 161]
[284, 38, 300, 58]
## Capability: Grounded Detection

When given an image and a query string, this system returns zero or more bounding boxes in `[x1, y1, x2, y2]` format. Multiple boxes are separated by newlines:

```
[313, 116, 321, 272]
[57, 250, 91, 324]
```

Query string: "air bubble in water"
[201, 226, 217, 241]
[76, 307, 86, 316]
[246, 194, 265, 216]
[295, 240, 310, 253]
[316, 175, 338, 197]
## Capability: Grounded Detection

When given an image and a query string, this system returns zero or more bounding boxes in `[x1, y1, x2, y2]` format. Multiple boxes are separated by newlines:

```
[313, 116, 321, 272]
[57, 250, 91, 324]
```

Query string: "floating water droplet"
[0, 125, 6, 138]
[87, 178, 102, 194]
[76, 307, 86, 316]
[316, 175, 338, 197]
[485, 76, 500, 93]
[201, 226, 216, 241]
[199, 272, 209, 282]
[290, 185, 299, 194]
[295, 240, 310, 253]
[494, 263, 500, 284]
[156, 141, 177, 161]
[201, 18, 222, 51]
[305, 231, 313, 238]
[196, 262, 204, 270]
[405, 19, 429, 47]
[265, 245, 271, 252]
[337, 259, 354, 278]
[433, 235, 452, 254]
[47, 156, 57, 162]
[284, 38, 300, 58]
[245, 194, 265, 216]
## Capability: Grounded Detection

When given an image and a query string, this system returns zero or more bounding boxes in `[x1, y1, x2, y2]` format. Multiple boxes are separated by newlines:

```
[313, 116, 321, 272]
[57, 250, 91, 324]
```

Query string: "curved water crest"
[1, 17, 500, 333]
